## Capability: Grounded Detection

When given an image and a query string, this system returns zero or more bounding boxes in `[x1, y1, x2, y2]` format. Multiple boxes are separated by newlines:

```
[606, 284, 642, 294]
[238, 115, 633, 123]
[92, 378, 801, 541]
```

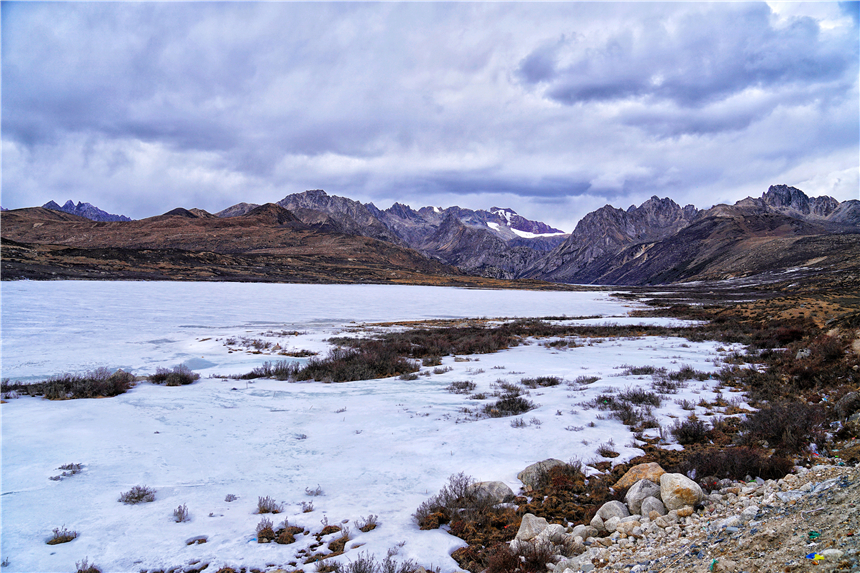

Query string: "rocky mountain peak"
[386, 202, 423, 221]
[762, 185, 839, 218]
[43, 199, 132, 222]
[244, 203, 303, 225]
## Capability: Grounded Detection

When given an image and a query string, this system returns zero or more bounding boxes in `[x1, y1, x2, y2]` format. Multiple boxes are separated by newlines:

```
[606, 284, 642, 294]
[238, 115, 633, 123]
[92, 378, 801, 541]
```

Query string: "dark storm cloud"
[518, 3, 856, 110]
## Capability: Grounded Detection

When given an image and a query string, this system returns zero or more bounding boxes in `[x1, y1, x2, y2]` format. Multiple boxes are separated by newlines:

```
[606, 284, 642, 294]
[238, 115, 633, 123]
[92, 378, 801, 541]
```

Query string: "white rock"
[596, 500, 630, 521]
[660, 473, 704, 511]
[515, 513, 548, 541]
[470, 481, 516, 503]
[536, 523, 567, 544]
[625, 479, 662, 514]
[604, 516, 621, 533]
[640, 496, 666, 517]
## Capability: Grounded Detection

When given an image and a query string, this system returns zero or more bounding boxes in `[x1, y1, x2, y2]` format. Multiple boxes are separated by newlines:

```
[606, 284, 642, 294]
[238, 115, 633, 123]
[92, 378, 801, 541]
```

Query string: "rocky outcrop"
[278, 190, 404, 245]
[216, 202, 260, 218]
[418, 214, 543, 279]
[506, 462, 857, 573]
[523, 196, 697, 283]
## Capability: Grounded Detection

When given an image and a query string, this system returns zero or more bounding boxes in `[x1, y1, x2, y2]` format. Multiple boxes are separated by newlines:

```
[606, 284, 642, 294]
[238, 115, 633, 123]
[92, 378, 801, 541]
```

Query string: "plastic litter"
[806, 553, 825, 561]
[709, 558, 718, 571]
[808, 530, 821, 541]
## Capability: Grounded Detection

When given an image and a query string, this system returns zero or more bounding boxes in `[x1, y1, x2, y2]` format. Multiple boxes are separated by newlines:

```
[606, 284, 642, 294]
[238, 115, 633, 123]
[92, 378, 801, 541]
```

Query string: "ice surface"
[2, 282, 628, 381]
[0, 282, 743, 572]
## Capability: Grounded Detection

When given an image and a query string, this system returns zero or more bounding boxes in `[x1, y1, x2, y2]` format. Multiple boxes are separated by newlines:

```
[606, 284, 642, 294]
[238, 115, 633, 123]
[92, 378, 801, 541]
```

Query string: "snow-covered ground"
[1, 282, 744, 572]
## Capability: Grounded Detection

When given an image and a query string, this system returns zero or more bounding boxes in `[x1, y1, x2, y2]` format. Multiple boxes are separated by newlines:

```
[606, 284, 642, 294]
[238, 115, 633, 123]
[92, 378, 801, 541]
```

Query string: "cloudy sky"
[2, 2, 858, 231]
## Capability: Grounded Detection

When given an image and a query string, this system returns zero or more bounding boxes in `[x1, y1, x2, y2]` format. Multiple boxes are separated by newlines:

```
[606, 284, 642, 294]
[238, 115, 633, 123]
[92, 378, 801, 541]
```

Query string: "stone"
[660, 473, 704, 511]
[675, 505, 694, 518]
[615, 462, 666, 490]
[625, 479, 662, 514]
[515, 513, 548, 541]
[536, 523, 567, 544]
[821, 549, 844, 560]
[571, 524, 599, 540]
[517, 459, 566, 490]
[596, 500, 630, 522]
[470, 481, 515, 504]
[616, 520, 641, 535]
[641, 496, 666, 517]
[604, 516, 621, 533]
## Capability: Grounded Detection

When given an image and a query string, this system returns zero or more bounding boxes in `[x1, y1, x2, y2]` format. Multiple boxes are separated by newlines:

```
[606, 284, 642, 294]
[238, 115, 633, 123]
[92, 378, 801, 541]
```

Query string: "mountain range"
[2, 185, 858, 286]
[42, 200, 132, 222]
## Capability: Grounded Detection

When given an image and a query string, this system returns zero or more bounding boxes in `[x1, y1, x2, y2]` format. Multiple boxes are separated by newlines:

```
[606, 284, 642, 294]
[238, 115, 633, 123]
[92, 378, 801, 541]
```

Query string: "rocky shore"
[510, 461, 859, 573]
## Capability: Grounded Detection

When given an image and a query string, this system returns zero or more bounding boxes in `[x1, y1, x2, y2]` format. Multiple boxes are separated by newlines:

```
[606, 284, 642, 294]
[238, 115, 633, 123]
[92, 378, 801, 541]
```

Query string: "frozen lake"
[1, 282, 739, 573]
[1, 281, 630, 381]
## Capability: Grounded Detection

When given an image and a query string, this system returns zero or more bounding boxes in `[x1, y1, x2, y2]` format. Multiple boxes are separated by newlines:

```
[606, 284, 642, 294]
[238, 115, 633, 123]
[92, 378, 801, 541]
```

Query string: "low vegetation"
[47, 525, 78, 545]
[446, 380, 476, 394]
[482, 393, 536, 418]
[328, 552, 423, 573]
[520, 376, 561, 388]
[256, 495, 283, 514]
[118, 485, 156, 504]
[1, 368, 134, 400]
[75, 558, 101, 573]
[149, 365, 199, 386]
[677, 446, 794, 483]
[173, 503, 190, 523]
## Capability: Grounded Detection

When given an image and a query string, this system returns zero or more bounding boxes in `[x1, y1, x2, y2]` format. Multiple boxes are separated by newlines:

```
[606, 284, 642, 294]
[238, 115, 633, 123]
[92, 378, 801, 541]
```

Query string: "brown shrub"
[670, 415, 709, 445]
[677, 446, 793, 483]
[741, 401, 825, 454]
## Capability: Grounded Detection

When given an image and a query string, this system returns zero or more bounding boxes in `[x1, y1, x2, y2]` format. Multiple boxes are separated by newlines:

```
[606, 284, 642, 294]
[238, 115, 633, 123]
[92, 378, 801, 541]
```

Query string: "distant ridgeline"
[1, 185, 857, 285]
[43, 200, 132, 222]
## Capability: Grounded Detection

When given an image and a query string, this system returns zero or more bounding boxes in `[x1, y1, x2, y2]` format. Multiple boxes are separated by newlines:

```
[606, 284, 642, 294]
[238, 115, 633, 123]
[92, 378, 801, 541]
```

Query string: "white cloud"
[2, 2, 857, 225]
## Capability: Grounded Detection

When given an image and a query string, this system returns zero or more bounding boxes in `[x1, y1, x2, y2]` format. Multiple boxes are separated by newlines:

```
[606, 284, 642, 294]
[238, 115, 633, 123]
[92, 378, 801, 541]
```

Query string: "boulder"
[660, 473, 704, 511]
[604, 516, 621, 533]
[470, 481, 515, 504]
[596, 500, 630, 522]
[640, 496, 666, 517]
[515, 513, 548, 541]
[517, 459, 565, 490]
[624, 478, 662, 514]
[570, 524, 599, 540]
[615, 462, 666, 489]
[535, 523, 567, 544]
